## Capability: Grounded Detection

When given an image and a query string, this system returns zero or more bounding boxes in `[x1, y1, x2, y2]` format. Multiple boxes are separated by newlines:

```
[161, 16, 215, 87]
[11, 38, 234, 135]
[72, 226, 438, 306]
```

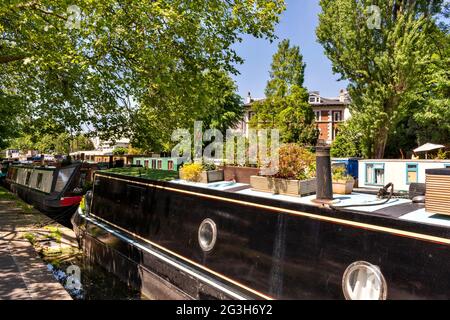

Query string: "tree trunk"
[373, 125, 389, 159]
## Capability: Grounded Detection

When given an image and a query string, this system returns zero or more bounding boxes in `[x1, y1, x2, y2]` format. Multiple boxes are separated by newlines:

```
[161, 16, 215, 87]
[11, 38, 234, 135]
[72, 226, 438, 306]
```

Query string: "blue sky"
[232, 0, 348, 100]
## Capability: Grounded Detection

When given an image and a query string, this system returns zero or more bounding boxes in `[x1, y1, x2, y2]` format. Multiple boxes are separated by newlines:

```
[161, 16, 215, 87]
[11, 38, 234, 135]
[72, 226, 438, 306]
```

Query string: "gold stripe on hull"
[95, 173, 450, 246]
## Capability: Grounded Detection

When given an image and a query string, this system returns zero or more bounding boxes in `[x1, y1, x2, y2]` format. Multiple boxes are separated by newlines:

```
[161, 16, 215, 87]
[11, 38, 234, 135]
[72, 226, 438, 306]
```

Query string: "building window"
[157, 160, 162, 169]
[136, 160, 141, 166]
[333, 111, 342, 122]
[406, 163, 418, 184]
[168, 160, 174, 171]
[314, 111, 321, 121]
[144, 160, 149, 168]
[366, 163, 385, 186]
[152, 159, 157, 169]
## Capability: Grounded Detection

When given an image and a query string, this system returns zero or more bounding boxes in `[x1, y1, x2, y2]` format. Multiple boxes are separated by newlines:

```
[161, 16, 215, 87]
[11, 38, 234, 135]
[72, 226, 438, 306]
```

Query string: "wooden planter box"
[332, 180, 354, 195]
[250, 175, 316, 197]
[218, 166, 260, 184]
[199, 170, 224, 184]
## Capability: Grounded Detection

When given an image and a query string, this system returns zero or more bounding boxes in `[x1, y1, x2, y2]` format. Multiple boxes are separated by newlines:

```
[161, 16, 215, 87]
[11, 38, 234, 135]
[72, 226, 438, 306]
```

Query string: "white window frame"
[314, 111, 321, 121]
[333, 111, 342, 122]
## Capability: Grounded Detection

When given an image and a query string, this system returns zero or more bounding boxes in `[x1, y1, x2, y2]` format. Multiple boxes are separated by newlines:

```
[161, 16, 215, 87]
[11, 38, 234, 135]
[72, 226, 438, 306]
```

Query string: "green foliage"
[44, 226, 62, 244]
[383, 117, 419, 159]
[0, 93, 23, 148]
[24, 233, 37, 245]
[202, 163, 217, 172]
[412, 34, 450, 145]
[1, 0, 286, 151]
[113, 147, 128, 156]
[201, 73, 245, 135]
[79, 196, 86, 213]
[435, 149, 449, 160]
[330, 121, 364, 158]
[332, 166, 353, 182]
[8, 132, 94, 154]
[250, 39, 318, 145]
[317, 0, 447, 158]
[276, 143, 315, 180]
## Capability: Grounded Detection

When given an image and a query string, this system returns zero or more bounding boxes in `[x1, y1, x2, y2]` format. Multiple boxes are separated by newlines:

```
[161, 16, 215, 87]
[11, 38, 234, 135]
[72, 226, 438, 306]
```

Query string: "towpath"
[0, 187, 73, 300]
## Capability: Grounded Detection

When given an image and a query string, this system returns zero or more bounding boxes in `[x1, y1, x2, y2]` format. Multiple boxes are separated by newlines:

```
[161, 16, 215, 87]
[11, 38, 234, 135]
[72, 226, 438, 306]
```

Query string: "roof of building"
[244, 90, 351, 108]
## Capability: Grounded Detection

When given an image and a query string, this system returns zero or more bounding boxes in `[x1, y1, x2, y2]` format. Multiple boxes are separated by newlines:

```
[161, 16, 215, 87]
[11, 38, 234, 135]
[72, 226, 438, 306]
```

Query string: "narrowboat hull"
[73, 171, 450, 300]
[6, 163, 86, 226]
[10, 182, 80, 221]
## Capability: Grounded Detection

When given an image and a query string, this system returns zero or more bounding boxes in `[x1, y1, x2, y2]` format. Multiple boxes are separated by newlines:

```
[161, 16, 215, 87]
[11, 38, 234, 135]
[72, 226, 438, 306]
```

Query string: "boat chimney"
[314, 144, 334, 203]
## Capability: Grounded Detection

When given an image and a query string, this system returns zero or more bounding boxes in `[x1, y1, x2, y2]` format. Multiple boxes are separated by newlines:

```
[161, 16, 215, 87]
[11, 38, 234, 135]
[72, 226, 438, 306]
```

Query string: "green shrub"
[275, 144, 316, 180]
[202, 163, 217, 171]
[435, 149, 448, 160]
[332, 166, 353, 182]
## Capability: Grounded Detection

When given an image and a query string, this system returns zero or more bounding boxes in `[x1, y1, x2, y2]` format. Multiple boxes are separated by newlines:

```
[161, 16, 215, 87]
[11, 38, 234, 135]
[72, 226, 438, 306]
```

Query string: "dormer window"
[309, 95, 321, 103]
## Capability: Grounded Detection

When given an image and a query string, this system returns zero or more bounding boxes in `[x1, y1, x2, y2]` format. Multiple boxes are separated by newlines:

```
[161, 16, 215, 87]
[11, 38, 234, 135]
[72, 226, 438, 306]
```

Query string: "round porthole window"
[342, 261, 387, 300]
[198, 219, 217, 252]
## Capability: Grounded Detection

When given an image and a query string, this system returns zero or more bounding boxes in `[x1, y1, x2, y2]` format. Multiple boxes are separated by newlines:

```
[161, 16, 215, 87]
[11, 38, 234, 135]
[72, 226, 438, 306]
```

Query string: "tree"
[250, 39, 318, 145]
[0, 92, 23, 148]
[201, 73, 244, 135]
[317, 0, 447, 158]
[8, 132, 95, 155]
[113, 147, 128, 156]
[330, 121, 364, 158]
[1, 0, 286, 149]
[412, 32, 450, 145]
[130, 71, 245, 152]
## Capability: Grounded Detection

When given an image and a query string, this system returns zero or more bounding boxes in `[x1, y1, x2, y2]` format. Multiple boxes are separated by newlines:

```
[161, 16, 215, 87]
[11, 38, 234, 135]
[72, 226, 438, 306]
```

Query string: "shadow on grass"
[0, 187, 35, 213]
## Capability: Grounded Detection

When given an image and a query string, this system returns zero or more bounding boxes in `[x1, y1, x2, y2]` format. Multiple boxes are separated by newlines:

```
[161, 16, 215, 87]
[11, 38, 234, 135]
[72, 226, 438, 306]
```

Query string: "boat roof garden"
[105, 167, 179, 182]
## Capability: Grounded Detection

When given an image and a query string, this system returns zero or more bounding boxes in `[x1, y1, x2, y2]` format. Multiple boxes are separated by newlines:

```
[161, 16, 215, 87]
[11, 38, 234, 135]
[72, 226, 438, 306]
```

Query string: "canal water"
[42, 254, 145, 300]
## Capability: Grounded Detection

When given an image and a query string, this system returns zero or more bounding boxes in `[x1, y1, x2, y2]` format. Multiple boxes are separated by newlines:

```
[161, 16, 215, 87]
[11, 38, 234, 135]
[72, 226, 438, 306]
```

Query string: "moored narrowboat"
[72, 152, 450, 300]
[6, 163, 94, 225]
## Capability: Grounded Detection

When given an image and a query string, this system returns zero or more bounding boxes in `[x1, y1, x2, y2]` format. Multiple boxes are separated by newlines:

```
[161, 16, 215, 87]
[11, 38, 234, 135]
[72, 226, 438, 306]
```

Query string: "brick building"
[309, 90, 351, 144]
[235, 89, 351, 144]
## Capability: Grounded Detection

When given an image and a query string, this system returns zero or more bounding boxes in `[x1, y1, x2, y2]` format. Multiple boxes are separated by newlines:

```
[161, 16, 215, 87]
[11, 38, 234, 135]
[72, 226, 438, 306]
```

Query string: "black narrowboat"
[6, 163, 91, 224]
[72, 161, 450, 300]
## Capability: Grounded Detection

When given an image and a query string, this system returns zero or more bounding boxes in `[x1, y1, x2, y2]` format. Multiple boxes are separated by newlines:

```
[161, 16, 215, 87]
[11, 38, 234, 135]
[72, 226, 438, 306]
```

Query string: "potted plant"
[250, 144, 317, 197]
[180, 163, 224, 184]
[332, 166, 354, 195]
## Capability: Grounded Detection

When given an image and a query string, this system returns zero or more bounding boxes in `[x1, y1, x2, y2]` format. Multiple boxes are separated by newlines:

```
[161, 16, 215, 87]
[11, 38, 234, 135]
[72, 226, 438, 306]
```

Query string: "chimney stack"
[246, 92, 252, 104]
[339, 89, 348, 102]
[314, 145, 334, 204]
